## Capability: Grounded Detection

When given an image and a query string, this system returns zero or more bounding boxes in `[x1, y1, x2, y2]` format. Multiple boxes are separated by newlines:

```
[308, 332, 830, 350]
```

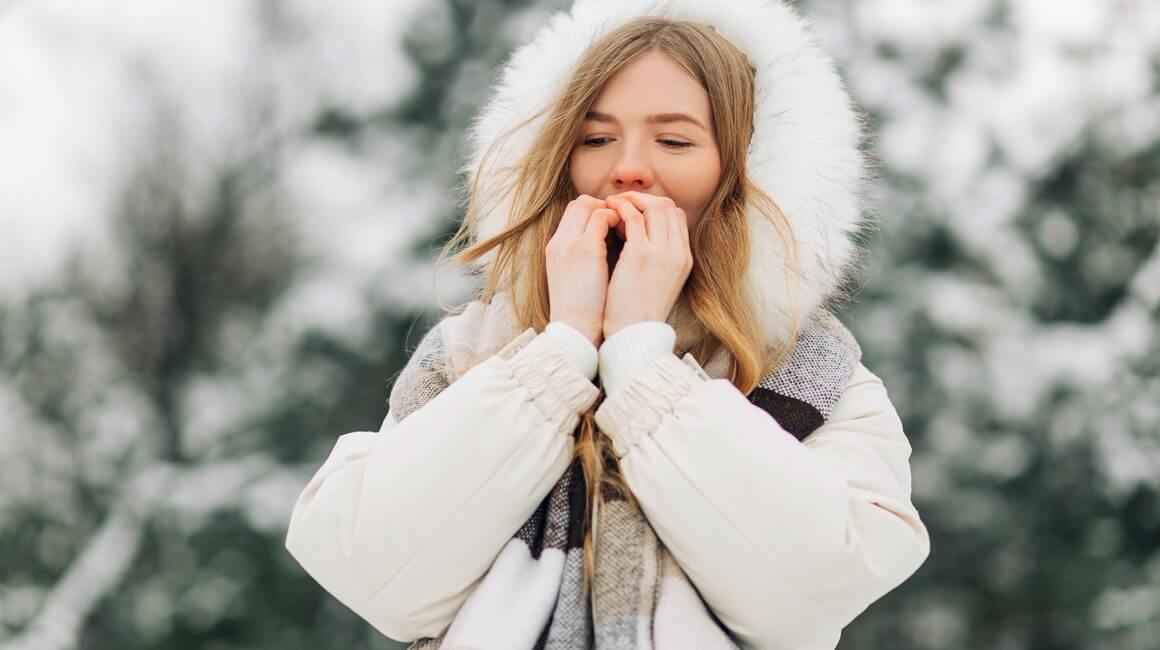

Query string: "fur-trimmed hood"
[460, 0, 870, 352]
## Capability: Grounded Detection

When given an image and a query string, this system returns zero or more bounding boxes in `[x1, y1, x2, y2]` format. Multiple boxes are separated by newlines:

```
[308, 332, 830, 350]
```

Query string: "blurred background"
[0, 0, 1157, 648]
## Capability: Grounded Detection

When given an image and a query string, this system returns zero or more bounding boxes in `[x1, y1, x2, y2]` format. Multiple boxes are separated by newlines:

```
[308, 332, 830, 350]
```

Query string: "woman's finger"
[583, 207, 617, 241]
[673, 208, 692, 271]
[650, 205, 680, 246]
[655, 206, 679, 245]
[610, 191, 681, 242]
[602, 206, 622, 232]
[558, 194, 605, 239]
[607, 196, 649, 243]
[610, 190, 671, 214]
[669, 206, 688, 246]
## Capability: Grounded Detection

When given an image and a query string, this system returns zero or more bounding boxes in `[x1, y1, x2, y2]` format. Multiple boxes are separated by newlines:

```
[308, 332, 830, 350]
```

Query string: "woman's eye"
[580, 137, 692, 148]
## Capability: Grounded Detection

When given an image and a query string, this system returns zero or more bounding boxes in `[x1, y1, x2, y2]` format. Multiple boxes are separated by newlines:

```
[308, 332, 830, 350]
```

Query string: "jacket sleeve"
[594, 330, 931, 650]
[284, 321, 600, 642]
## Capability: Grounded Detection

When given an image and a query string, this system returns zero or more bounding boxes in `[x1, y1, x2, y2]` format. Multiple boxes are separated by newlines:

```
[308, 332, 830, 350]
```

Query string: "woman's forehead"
[588, 52, 711, 125]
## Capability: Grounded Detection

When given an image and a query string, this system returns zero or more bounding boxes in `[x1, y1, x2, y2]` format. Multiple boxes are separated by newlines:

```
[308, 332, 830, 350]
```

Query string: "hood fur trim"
[461, 0, 870, 349]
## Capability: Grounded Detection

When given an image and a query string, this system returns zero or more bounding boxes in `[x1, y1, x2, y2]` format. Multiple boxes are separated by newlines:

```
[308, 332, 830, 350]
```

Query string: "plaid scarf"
[393, 304, 860, 649]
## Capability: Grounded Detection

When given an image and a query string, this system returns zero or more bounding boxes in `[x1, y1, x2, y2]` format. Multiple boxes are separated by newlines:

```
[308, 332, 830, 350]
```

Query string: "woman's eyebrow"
[584, 110, 707, 132]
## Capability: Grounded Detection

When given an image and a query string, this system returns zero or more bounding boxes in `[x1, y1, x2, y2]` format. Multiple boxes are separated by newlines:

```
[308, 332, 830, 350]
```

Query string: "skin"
[564, 49, 722, 340]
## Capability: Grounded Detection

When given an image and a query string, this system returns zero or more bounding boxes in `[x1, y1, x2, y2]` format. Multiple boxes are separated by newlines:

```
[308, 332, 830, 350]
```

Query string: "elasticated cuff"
[594, 352, 710, 458]
[501, 328, 601, 429]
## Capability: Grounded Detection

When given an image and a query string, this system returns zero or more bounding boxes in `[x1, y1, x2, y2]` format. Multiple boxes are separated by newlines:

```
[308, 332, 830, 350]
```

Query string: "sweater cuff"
[598, 321, 677, 397]
[542, 321, 598, 380]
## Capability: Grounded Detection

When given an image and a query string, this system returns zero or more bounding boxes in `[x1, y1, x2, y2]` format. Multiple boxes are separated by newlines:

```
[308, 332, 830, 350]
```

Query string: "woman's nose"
[610, 147, 653, 190]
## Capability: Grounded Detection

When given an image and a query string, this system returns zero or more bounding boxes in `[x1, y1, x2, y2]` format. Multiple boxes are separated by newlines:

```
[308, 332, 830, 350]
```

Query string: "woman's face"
[569, 50, 721, 234]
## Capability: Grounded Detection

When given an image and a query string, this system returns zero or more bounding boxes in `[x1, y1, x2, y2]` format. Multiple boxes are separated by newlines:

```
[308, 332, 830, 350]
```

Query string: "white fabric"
[285, 322, 930, 647]
[596, 356, 929, 648]
[443, 543, 568, 649]
[285, 328, 599, 640]
[544, 320, 600, 380]
[598, 321, 677, 396]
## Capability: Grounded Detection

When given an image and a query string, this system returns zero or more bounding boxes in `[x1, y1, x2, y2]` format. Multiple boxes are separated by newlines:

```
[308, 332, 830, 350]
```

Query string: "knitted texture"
[388, 323, 450, 422]
[392, 303, 861, 649]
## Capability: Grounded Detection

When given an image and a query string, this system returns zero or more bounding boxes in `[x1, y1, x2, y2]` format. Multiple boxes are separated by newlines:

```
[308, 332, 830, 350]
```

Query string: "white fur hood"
[460, 0, 870, 350]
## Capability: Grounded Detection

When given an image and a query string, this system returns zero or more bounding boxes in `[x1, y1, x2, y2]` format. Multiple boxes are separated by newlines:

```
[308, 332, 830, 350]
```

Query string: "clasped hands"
[545, 191, 693, 348]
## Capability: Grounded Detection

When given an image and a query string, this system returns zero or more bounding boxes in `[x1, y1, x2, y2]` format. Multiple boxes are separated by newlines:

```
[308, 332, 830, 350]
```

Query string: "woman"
[285, 1, 930, 648]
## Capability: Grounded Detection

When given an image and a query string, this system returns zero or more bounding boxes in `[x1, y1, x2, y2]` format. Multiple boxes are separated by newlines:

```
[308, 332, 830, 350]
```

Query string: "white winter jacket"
[285, 297, 930, 648]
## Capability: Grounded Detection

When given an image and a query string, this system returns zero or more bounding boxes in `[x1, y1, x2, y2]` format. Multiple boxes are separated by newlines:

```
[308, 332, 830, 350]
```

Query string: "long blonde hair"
[437, 16, 801, 594]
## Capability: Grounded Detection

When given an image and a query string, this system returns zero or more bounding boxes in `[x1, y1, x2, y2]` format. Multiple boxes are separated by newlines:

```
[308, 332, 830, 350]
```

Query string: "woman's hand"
[602, 191, 693, 339]
[546, 194, 622, 347]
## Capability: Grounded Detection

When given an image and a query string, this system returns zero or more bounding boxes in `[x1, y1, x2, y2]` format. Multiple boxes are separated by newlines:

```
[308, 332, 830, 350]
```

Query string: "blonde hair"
[437, 16, 801, 594]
